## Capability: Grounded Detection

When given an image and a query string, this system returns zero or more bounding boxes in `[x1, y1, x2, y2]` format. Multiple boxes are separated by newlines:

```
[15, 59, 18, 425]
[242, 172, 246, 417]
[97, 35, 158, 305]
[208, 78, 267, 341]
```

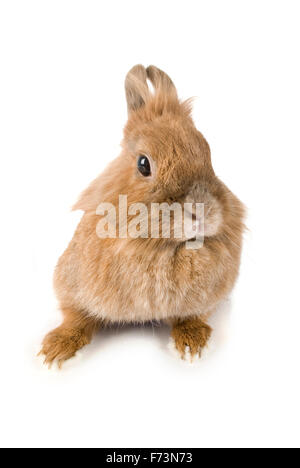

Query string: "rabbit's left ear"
[146, 65, 178, 101]
[125, 65, 150, 114]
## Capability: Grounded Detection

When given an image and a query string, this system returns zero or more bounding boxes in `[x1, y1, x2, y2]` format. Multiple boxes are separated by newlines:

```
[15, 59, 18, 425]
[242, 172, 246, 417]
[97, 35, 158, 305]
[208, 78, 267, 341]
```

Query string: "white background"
[0, 0, 299, 449]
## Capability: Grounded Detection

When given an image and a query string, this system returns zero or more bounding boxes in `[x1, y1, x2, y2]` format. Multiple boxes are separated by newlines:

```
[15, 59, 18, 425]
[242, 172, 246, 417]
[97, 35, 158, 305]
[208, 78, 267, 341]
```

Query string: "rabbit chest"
[77, 240, 229, 323]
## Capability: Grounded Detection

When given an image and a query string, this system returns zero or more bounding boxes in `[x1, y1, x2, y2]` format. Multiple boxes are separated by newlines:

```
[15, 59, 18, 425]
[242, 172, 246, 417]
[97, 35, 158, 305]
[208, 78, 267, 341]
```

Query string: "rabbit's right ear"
[125, 65, 150, 114]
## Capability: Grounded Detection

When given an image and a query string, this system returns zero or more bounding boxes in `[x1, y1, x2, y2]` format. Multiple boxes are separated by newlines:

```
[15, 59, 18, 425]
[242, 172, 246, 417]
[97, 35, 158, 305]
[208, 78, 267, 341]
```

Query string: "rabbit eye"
[137, 155, 151, 177]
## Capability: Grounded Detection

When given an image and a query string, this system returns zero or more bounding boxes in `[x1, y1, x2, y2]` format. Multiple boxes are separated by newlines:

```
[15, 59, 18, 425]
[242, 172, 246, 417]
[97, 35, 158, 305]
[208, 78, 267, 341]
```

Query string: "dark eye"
[137, 155, 151, 177]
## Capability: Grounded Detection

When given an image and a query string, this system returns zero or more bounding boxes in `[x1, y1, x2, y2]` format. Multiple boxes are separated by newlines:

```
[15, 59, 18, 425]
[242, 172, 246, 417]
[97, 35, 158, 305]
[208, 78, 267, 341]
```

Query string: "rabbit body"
[41, 65, 244, 366]
[54, 187, 242, 324]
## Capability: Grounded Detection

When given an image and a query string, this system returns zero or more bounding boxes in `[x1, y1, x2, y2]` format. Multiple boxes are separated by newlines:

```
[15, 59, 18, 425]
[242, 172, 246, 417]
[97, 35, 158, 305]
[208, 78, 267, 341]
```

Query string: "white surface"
[1, 0, 300, 449]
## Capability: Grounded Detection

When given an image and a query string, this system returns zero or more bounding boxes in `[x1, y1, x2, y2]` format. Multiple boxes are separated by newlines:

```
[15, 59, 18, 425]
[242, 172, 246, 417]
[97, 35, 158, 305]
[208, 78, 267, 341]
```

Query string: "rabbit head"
[74, 65, 240, 244]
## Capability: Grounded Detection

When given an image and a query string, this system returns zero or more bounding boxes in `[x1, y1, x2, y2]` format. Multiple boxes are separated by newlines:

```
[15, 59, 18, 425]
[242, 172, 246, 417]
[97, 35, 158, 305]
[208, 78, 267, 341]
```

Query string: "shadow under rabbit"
[81, 297, 233, 364]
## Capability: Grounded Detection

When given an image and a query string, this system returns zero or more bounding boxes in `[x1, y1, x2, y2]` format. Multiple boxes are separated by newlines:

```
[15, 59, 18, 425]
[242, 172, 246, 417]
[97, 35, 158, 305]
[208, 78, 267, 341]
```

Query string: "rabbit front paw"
[39, 326, 90, 368]
[170, 317, 212, 362]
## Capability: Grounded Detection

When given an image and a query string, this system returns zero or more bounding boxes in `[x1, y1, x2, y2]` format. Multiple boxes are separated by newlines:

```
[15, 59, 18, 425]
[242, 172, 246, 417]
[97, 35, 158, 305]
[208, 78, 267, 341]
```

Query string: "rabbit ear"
[125, 65, 150, 114]
[146, 65, 178, 100]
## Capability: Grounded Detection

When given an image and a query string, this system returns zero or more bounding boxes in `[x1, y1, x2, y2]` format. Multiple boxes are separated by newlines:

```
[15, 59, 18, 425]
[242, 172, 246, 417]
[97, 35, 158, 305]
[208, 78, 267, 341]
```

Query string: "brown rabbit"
[40, 65, 245, 367]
